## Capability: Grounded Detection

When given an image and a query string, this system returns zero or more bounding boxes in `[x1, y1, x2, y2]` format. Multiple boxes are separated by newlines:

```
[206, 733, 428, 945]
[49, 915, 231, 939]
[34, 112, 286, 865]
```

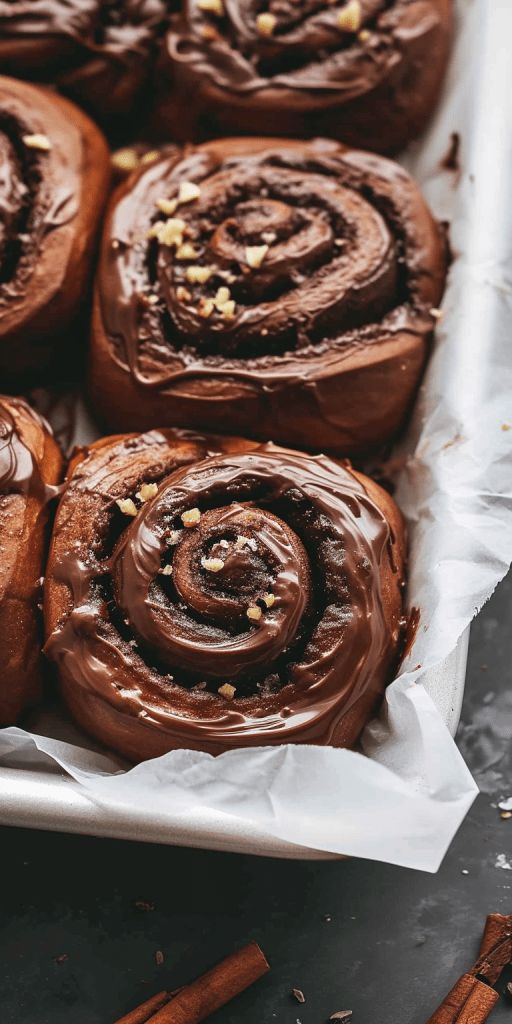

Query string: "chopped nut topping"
[148, 217, 186, 246]
[146, 293, 159, 305]
[214, 286, 231, 307]
[186, 265, 212, 284]
[218, 683, 236, 699]
[136, 482, 158, 502]
[256, 11, 277, 34]
[336, 0, 362, 32]
[201, 557, 225, 573]
[429, 307, 444, 320]
[22, 133, 52, 151]
[181, 507, 201, 527]
[262, 592, 275, 608]
[176, 285, 192, 302]
[358, 28, 370, 41]
[167, 529, 183, 545]
[116, 498, 138, 517]
[247, 604, 263, 622]
[198, 0, 225, 13]
[219, 299, 236, 319]
[236, 535, 257, 552]
[176, 242, 199, 261]
[156, 197, 178, 216]
[159, 564, 173, 576]
[178, 181, 202, 204]
[140, 150, 160, 165]
[112, 148, 139, 172]
[245, 244, 269, 269]
[197, 297, 215, 318]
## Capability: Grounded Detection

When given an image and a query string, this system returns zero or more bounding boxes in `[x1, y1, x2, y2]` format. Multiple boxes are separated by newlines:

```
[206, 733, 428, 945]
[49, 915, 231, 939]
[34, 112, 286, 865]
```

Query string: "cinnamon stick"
[425, 974, 498, 1024]
[115, 991, 171, 1024]
[425, 912, 512, 1023]
[114, 943, 269, 1024]
[477, 914, 512, 983]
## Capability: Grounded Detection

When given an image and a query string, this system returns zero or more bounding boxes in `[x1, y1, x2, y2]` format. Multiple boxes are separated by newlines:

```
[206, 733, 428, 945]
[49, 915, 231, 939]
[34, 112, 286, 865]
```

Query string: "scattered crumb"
[495, 853, 512, 870]
[292, 989, 305, 1004]
[440, 131, 461, 174]
[155, 950, 164, 966]
[53, 954, 69, 965]
[134, 899, 155, 912]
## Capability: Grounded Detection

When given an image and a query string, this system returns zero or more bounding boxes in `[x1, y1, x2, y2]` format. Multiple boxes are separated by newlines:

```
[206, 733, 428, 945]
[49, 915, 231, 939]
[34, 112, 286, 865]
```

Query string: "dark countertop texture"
[1, 572, 511, 1024]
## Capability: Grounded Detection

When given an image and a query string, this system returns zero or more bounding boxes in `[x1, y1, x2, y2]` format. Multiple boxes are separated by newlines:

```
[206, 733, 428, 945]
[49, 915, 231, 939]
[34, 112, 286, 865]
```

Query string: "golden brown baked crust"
[0, 396, 62, 725]
[89, 136, 446, 456]
[44, 428, 406, 762]
[0, 75, 110, 381]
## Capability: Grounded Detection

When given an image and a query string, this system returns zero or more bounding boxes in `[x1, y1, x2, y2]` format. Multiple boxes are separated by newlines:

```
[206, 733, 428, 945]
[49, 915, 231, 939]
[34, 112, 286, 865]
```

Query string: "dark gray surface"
[1, 575, 511, 1024]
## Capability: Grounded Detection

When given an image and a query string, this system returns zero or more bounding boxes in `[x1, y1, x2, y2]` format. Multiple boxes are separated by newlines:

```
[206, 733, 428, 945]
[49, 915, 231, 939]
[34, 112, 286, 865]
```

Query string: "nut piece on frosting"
[181, 507, 201, 527]
[136, 482, 158, 502]
[245, 244, 269, 269]
[116, 498, 138, 517]
[337, 0, 362, 32]
[218, 683, 236, 699]
[256, 11, 277, 35]
[247, 604, 263, 622]
[22, 133, 52, 151]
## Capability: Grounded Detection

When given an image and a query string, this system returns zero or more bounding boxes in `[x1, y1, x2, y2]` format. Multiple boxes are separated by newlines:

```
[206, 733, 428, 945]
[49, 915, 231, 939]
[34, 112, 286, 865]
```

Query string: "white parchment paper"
[1, 0, 511, 872]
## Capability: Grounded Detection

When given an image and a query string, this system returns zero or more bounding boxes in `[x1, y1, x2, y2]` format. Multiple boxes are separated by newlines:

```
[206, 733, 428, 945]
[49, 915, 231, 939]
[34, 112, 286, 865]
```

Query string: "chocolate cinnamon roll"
[0, 1, 171, 131]
[154, 0, 453, 153]
[0, 76, 110, 382]
[0, 396, 62, 725]
[90, 136, 447, 456]
[44, 428, 406, 761]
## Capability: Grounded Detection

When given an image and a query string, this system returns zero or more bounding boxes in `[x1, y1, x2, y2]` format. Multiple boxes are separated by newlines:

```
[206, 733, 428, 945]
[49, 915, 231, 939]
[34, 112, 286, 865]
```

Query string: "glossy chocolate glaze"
[0, 0, 172, 126]
[155, 0, 453, 152]
[0, 397, 50, 497]
[0, 76, 110, 381]
[45, 429, 406, 759]
[91, 136, 446, 454]
[0, 90, 76, 319]
[0, 394, 62, 725]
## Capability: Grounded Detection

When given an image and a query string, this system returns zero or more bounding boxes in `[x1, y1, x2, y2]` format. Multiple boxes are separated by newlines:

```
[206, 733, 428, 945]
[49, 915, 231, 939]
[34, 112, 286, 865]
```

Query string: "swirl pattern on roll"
[91, 136, 446, 454]
[0, 75, 110, 380]
[155, 0, 453, 152]
[44, 429, 406, 761]
[0, 0, 171, 128]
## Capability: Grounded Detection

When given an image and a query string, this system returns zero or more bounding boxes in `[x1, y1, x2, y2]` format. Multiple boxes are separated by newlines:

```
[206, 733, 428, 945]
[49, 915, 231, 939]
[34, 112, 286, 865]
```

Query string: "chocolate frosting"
[0, 0, 173, 127]
[0, 76, 110, 381]
[0, 397, 50, 497]
[91, 136, 446, 455]
[44, 428, 406, 760]
[0, 394, 62, 725]
[155, 0, 453, 152]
